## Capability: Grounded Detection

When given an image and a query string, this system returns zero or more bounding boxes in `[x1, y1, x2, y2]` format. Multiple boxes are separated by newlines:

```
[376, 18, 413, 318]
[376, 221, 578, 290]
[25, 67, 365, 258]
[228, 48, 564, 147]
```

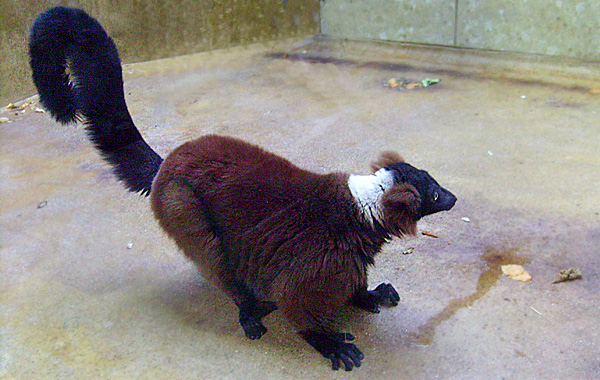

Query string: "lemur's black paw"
[350, 283, 400, 313]
[239, 300, 276, 340]
[372, 283, 400, 307]
[362, 299, 382, 314]
[241, 320, 267, 340]
[325, 341, 364, 371]
[300, 331, 365, 371]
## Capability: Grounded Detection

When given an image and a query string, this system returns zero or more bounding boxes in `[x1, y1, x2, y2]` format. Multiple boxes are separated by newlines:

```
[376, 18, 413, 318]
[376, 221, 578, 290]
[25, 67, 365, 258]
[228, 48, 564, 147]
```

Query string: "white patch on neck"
[348, 168, 395, 224]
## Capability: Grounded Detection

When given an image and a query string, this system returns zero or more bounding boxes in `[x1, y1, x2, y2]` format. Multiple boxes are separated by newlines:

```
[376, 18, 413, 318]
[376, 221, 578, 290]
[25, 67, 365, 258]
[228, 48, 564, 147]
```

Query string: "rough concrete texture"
[2, 40, 600, 379]
[321, 0, 455, 46]
[458, 0, 600, 61]
[0, 1, 318, 106]
[321, 0, 600, 61]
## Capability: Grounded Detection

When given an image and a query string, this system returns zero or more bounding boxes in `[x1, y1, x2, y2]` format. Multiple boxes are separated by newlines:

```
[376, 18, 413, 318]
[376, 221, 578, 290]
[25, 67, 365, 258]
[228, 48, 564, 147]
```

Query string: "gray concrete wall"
[5, 0, 598, 106]
[0, 0, 319, 106]
[321, 0, 600, 62]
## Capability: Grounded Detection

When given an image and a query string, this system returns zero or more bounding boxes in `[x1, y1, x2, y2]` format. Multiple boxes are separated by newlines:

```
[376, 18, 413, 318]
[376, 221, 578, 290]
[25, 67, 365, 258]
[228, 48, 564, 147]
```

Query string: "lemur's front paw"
[350, 283, 401, 313]
[300, 331, 364, 371]
[372, 283, 400, 307]
[324, 341, 364, 371]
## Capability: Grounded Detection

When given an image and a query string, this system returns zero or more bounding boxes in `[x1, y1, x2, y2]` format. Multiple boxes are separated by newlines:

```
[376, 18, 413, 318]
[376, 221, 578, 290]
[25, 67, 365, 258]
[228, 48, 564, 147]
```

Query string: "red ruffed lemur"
[29, 7, 456, 371]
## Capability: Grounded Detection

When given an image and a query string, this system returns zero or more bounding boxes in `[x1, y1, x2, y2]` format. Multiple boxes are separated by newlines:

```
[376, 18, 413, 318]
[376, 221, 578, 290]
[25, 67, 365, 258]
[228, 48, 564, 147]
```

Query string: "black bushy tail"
[29, 6, 163, 195]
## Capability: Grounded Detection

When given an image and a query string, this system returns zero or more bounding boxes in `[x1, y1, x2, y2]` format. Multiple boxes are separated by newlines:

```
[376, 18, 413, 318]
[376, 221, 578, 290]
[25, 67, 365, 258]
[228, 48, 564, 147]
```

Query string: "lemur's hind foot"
[239, 300, 278, 340]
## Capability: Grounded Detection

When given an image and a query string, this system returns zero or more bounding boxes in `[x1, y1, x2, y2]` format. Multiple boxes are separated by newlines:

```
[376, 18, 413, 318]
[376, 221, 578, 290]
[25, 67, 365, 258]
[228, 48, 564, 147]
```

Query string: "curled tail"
[29, 6, 163, 195]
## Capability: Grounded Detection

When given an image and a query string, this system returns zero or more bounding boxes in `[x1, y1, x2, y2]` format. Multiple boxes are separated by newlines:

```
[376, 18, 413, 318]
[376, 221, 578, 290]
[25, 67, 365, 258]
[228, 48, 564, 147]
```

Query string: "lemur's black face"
[387, 162, 457, 218]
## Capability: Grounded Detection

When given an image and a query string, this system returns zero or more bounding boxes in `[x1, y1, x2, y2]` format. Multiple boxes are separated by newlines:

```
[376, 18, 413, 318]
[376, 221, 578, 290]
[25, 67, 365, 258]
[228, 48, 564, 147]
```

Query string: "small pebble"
[462, 217, 471, 222]
[127, 241, 134, 249]
[401, 247, 415, 255]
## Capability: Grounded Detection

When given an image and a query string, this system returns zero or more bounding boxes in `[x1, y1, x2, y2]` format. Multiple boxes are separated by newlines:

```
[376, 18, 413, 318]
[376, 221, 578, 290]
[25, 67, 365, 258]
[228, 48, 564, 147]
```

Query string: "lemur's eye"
[433, 191, 439, 201]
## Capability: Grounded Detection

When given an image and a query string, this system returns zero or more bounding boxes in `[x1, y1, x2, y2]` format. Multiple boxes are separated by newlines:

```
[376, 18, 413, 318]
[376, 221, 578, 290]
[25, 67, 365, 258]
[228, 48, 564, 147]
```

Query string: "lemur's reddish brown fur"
[30, 7, 456, 371]
[150, 135, 416, 334]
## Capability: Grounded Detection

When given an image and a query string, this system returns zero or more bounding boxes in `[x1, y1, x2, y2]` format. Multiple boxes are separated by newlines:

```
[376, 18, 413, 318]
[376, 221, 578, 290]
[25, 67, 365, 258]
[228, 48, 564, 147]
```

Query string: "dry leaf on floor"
[501, 264, 532, 282]
[404, 82, 422, 90]
[552, 268, 582, 284]
[387, 78, 399, 88]
[384, 77, 440, 90]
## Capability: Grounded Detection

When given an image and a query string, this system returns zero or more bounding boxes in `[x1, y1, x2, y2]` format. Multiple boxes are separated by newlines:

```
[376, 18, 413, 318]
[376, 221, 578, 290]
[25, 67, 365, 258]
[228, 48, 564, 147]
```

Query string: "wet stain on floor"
[411, 248, 530, 345]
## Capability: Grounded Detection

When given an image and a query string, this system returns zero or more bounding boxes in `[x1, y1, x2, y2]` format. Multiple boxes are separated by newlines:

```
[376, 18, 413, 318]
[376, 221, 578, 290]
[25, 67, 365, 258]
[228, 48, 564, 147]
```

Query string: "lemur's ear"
[371, 151, 404, 172]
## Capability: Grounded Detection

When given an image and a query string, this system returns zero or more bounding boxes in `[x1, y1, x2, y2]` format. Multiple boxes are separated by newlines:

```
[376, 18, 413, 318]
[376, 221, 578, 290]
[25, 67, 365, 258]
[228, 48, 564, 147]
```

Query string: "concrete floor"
[1, 40, 599, 379]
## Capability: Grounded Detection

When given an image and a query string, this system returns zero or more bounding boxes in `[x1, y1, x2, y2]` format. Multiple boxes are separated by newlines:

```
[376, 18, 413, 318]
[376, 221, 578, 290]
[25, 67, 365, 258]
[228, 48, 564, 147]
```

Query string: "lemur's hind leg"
[151, 177, 276, 339]
[349, 283, 400, 313]
[196, 259, 276, 340]
[191, 234, 276, 340]
[186, 239, 276, 340]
